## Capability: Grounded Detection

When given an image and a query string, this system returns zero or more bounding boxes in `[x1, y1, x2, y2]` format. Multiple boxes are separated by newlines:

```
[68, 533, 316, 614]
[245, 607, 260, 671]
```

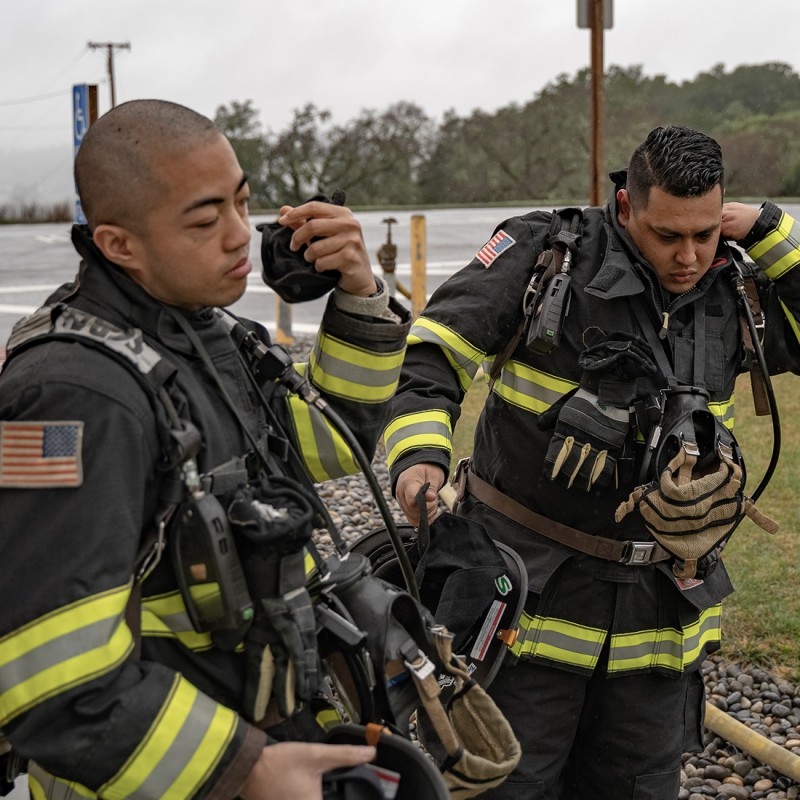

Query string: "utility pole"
[589, 0, 604, 205]
[88, 41, 131, 108]
[577, 0, 612, 205]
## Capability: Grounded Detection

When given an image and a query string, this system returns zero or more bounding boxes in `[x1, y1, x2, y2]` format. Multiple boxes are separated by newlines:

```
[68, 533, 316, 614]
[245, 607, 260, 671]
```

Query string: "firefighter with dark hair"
[386, 125, 800, 799]
[0, 99, 411, 799]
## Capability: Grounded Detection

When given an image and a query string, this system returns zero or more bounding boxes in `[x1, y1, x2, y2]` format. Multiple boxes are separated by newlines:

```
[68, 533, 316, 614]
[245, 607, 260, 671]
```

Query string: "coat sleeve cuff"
[740, 201, 782, 250]
[206, 725, 269, 800]
[333, 276, 403, 321]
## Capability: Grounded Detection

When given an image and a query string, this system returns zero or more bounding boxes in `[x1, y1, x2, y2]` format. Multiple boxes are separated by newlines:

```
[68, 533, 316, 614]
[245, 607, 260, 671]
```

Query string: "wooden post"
[410, 215, 427, 320]
[589, 0, 605, 206]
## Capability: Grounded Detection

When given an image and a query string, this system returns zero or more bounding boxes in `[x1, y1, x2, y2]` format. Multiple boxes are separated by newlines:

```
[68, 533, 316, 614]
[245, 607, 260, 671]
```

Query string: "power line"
[40, 46, 91, 90]
[0, 47, 92, 108]
[0, 89, 68, 108]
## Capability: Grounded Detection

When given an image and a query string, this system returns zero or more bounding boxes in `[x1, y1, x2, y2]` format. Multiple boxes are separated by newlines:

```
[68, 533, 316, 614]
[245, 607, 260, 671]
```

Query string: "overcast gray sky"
[2, 0, 799, 206]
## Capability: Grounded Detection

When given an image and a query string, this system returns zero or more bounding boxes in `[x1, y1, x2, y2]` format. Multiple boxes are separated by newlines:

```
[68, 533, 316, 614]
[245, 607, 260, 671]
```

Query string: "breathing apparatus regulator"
[226, 321, 521, 797]
[610, 261, 781, 580]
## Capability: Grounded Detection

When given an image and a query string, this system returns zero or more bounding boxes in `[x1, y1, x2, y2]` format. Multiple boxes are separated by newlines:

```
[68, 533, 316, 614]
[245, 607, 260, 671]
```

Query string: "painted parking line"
[0, 304, 36, 315]
[0, 284, 60, 294]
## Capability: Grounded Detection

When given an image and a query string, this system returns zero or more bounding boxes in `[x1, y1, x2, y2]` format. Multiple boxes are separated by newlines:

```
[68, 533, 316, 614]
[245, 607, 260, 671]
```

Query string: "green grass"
[451, 372, 800, 681]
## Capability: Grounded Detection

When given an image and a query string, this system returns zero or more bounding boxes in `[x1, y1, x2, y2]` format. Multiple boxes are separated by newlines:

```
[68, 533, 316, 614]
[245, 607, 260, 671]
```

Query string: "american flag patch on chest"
[475, 229, 517, 267]
[0, 421, 84, 488]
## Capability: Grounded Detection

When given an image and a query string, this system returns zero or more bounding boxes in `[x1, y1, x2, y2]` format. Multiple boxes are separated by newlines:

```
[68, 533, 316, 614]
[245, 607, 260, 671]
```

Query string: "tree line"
[215, 62, 800, 209]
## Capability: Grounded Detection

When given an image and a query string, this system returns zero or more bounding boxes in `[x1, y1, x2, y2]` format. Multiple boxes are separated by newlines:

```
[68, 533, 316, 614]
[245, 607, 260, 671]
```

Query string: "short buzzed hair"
[626, 126, 724, 211]
[74, 99, 221, 231]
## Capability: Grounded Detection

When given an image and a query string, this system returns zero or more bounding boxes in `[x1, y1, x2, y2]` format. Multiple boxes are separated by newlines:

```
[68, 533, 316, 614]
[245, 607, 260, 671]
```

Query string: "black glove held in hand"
[543, 389, 630, 491]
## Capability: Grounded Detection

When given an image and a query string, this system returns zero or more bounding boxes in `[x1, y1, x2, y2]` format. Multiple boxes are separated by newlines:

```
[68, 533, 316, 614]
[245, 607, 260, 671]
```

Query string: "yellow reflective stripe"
[608, 605, 721, 673]
[490, 358, 577, 415]
[509, 612, 606, 669]
[0, 584, 133, 725]
[681, 605, 722, 666]
[309, 333, 404, 403]
[316, 706, 344, 730]
[748, 211, 800, 279]
[140, 608, 214, 653]
[99, 675, 237, 800]
[409, 317, 484, 392]
[383, 410, 452, 469]
[28, 762, 96, 799]
[29, 772, 48, 800]
[141, 591, 250, 653]
[287, 393, 358, 481]
[708, 396, 735, 430]
[780, 298, 800, 347]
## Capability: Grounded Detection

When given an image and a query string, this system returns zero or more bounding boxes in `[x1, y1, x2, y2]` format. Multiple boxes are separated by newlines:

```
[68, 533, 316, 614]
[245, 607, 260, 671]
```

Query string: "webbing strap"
[740, 275, 770, 416]
[453, 459, 670, 565]
[488, 209, 581, 390]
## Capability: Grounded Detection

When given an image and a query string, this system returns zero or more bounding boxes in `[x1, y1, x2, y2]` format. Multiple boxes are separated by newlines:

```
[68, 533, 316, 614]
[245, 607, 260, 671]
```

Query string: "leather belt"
[452, 458, 670, 566]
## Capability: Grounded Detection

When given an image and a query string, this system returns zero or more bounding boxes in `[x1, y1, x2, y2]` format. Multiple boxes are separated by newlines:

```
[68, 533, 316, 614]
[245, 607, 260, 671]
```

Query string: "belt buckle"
[450, 456, 470, 488]
[622, 541, 655, 565]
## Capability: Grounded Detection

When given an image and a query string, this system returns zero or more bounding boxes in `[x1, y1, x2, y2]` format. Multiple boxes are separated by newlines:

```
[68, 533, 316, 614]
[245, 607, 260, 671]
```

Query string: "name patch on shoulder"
[475, 229, 517, 267]
[0, 421, 84, 488]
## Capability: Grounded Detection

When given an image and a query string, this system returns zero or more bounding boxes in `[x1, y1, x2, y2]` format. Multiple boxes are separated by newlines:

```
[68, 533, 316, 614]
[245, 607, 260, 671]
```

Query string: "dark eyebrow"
[181, 173, 249, 215]
[651, 220, 719, 237]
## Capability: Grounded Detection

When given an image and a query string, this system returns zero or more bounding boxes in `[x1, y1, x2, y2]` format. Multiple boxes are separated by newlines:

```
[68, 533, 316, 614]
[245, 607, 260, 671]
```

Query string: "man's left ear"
[92, 224, 141, 272]
[617, 189, 632, 226]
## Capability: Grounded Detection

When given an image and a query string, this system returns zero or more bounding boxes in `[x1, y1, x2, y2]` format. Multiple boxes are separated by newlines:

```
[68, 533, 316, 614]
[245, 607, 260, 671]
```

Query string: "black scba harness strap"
[489, 208, 583, 390]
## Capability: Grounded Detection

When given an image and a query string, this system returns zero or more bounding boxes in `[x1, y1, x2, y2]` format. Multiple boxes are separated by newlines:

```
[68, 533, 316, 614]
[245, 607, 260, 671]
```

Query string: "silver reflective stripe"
[610, 634, 683, 668]
[98, 678, 236, 799]
[410, 319, 483, 384]
[0, 616, 120, 696]
[682, 606, 721, 662]
[751, 213, 800, 278]
[515, 626, 605, 665]
[28, 761, 96, 800]
[307, 402, 345, 478]
[495, 366, 567, 410]
[384, 415, 451, 464]
[311, 339, 395, 392]
[149, 606, 193, 635]
[131, 690, 221, 799]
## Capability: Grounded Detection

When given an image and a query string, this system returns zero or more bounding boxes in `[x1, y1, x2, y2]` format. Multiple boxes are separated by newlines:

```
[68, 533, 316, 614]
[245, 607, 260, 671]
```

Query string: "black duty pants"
[480, 655, 706, 800]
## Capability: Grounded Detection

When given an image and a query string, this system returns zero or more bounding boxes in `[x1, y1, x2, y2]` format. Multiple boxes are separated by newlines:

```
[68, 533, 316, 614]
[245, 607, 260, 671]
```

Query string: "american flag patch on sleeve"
[475, 229, 517, 267]
[0, 421, 84, 488]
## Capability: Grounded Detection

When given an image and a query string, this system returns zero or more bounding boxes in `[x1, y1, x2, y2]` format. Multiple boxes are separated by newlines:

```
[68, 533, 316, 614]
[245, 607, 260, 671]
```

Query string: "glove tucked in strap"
[543, 388, 630, 491]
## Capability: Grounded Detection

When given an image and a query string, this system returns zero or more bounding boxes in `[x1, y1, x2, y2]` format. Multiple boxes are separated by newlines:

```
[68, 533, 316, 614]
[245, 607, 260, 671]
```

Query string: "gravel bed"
[289, 335, 800, 798]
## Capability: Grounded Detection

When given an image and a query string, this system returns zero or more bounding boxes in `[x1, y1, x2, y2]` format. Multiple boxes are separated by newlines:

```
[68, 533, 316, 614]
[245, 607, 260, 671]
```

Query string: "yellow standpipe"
[410, 214, 427, 320]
